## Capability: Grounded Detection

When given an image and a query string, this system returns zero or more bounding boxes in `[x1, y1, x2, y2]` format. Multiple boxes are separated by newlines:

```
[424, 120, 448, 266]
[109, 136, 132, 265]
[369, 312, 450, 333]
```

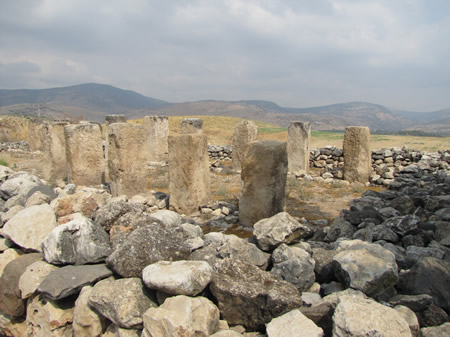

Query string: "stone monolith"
[232, 120, 258, 171]
[239, 140, 287, 227]
[64, 123, 105, 186]
[107, 122, 153, 197]
[28, 120, 46, 152]
[143, 116, 169, 162]
[42, 122, 68, 184]
[180, 118, 203, 134]
[287, 121, 311, 175]
[343, 126, 371, 183]
[168, 133, 210, 215]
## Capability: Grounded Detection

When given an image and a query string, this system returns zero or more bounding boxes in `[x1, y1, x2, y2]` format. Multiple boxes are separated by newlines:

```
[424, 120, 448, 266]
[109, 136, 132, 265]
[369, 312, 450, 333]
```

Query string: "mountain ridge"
[0, 83, 448, 135]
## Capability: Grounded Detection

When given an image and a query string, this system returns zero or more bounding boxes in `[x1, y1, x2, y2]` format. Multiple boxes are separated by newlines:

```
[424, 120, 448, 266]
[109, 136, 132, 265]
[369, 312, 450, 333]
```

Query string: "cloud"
[0, 0, 449, 111]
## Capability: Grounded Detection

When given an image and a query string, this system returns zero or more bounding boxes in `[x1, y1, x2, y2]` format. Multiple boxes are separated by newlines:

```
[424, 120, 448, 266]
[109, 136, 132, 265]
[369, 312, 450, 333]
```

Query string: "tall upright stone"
[64, 123, 105, 186]
[180, 118, 203, 134]
[232, 120, 258, 171]
[28, 120, 46, 152]
[104, 115, 127, 183]
[42, 122, 68, 184]
[143, 116, 169, 163]
[239, 140, 287, 227]
[343, 126, 371, 183]
[168, 133, 210, 215]
[287, 121, 311, 175]
[107, 122, 152, 197]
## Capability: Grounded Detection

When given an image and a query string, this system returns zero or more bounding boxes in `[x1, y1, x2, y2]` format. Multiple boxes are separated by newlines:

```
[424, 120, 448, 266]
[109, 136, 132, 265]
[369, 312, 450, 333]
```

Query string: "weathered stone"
[73, 286, 107, 337]
[0, 205, 24, 226]
[0, 248, 22, 278]
[389, 294, 434, 312]
[180, 118, 204, 134]
[239, 141, 287, 227]
[253, 212, 312, 251]
[2, 204, 56, 252]
[105, 115, 127, 125]
[88, 277, 157, 329]
[92, 200, 147, 232]
[26, 293, 74, 337]
[0, 172, 45, 200]
[266, 309, 323, 337]
[143, 115, 169, 162]
[343, 126, 371, 183]
[0, 253, 42, 318]
[42, 215, 111, 265]
[168, 133, 210, 215]
[108, 122, 154, 197]
[142, 295, 220, 337]
[52, 190, 106, 219]
[210, 258, 302, 331]
[41, 122, 68, 184]
[38, 264, 113, 300]
[0, 312, 27, 337]
[0, 237, 13, 252]
[421, 322, 450, 337]
[210, 331, 242, 337]
[332, 240, 399, 298]
[149, 209, 182, 228]
[102, 324, 142, 337]
[383, 215, 420, 236]
[25, 190, 53, 207]
[270, 243, 315, 292]
[312, 247, 336, 283]
[18, 260, 58, 299]
[232, 120, 258, 171]
[287, 121, 311, 175]
[189, 232, 269, 269]
[64, 123, 105, 186]
[142, 260, 212, 296]
[299, 302, 334, 336]
[417, 304, 449, 328]
[332, 296, 411, 337]
[398, 257, 450, 311]
[395, 305, 420, 337]
[106, 223, 192, 277]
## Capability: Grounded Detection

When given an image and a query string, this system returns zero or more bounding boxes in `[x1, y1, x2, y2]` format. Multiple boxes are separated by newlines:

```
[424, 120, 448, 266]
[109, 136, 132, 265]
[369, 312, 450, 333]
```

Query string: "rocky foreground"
[0, 162, 449, 337]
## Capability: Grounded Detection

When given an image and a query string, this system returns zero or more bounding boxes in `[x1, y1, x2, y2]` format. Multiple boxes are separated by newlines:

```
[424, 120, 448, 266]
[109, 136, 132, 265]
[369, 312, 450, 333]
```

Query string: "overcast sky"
[1, 0, 449, 111]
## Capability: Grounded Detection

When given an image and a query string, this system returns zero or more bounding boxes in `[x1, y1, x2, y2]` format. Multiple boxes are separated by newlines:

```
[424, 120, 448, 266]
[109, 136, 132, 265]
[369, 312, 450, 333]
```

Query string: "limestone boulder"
[421, 323, 450, 337]
[149, 209, 182, 228]
[0, 253, 42, 318]
[38, 264, 113, 300]
[73, 286, 107, 337]
[142, 260, 212, 296]
[142, 295, 220, 337]
[270, 243, 315, 292]
[51, 191, 106, 219]
[332, 296, 411, 337]
[253, 212, 312, 251]
[0, 205, 24, 226]
[0, 172, 45, 200]
[106, 223, 192, 278]
[332, 240, 398, 298]
[102, 324, 142, 337]
[210, 331, 242, 337]
[189, 232, 269, 269]
[2, 204, 57, 251]
[88, 277, 157, 329]
[210, 258, 302, 331]
[398, 256, 450, 311]
[25, 190, 53, 207]
[42, 215, 112, 265]
[395, 305, 420, 337]
[18, 260, 58, 299]
[92, 200, 147, 231]
[239, 140, 287, 227]
[266, 309, 323, 337]
[26, 293, 74, 337]
[0, 248, 22, 278]
[0, 312, 27, 337]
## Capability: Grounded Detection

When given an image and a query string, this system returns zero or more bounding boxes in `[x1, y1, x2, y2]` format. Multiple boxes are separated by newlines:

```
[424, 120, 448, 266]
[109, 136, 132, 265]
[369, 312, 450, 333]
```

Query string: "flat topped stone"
[38, 264, 113, 300]
[180, 118, 203, 133]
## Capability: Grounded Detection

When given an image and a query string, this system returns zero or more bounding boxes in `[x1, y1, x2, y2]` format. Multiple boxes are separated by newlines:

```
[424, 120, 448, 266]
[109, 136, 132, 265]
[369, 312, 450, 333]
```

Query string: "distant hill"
[0, 83, 170, 121]
[0, 83, 448, 134]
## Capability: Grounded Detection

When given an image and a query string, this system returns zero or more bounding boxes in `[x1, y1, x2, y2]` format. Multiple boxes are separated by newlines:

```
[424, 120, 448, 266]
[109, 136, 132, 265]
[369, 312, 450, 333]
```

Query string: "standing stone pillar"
[143, 116, 169, 163]
[239, 140, 287, 227]
[168, 133, 210, 215]
[180, 118, 203, 134]
[42, 122, 68, 184]
[64, 123, 105, 186]
[28, 120, 46, 152]
[232, 120, 258, 171]
[104, 115, 127, 182]
[108, 123, 153, 197]
[343, 126, 371, 183]
[287, 121, 311, 175]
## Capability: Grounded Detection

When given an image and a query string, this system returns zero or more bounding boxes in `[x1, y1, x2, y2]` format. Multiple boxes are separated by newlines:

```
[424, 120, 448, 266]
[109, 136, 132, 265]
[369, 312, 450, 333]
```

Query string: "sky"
[0, 0, 449, 111]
